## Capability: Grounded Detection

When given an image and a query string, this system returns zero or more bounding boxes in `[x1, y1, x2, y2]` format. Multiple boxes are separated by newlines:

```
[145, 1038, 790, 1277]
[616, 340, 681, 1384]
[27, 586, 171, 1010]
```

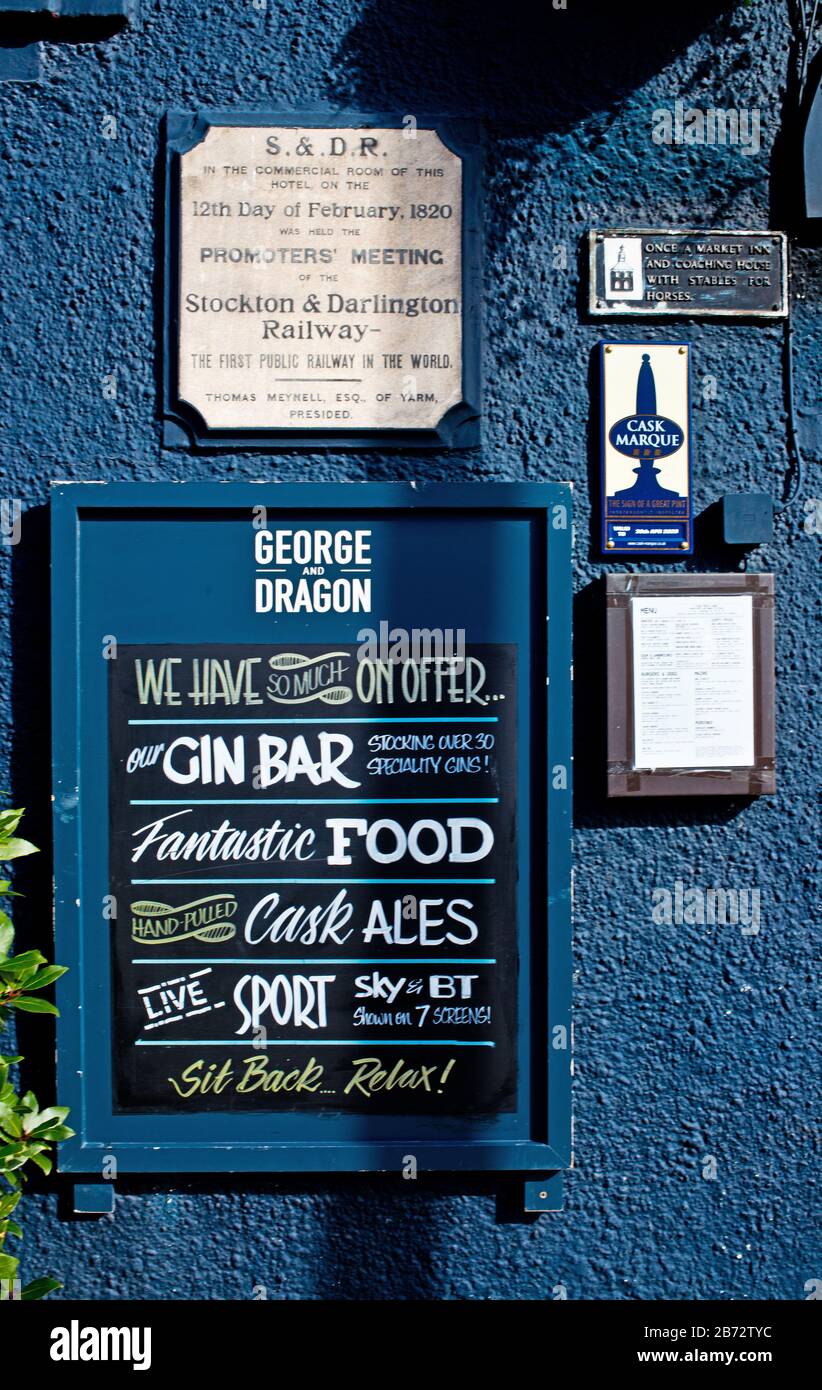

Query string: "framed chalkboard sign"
[162, 111, 482, 450]
[51, 483, 571, 1206]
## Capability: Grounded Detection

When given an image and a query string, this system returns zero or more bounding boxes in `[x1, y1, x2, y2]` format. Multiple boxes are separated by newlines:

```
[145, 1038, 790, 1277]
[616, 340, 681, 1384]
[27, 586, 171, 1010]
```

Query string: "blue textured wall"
[1, 0, 819, 1300]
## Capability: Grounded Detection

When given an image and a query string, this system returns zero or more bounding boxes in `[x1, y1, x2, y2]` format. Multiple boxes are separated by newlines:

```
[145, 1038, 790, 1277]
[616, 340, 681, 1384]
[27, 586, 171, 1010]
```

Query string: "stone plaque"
[164, 114, 481, 448]
[589, 229, 787, 318]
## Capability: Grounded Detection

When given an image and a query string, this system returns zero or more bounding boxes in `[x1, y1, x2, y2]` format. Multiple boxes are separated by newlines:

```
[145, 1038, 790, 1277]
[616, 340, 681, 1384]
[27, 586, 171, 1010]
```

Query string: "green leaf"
[23, 966, 67, 991]
[30, 1105, 69, 1126]
[0, 1194, 21, 1220]
[0, 838, 39, 862]
[26, 1151, 52, 1176]
[0, 1109, 23, 1140]
[0, 1155, 27, 1172]
[0, 1252, 20, 1281]
[41, 1124, 74, 1142]
[11, 997, 59, 1016]
[0, 922, 12, 961]
[25, 1106, 70, 1136]
[0, 968, 28, 987]
[3, 1221, 22, 1240]
[21, 1276, 61, 1300]
[0, 810, 24, 838]
[0, 951, 46, 975]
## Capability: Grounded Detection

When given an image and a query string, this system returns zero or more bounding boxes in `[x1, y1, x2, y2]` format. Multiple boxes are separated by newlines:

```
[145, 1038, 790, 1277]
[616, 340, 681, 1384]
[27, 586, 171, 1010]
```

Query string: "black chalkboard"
[109, 643, 518, 1115]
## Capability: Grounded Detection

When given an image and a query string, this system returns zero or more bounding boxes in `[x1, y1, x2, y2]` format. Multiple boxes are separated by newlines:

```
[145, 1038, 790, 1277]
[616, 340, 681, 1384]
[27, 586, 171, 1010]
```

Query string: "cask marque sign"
[52, 483, 571, 1192]
[163, 113, 482, 449]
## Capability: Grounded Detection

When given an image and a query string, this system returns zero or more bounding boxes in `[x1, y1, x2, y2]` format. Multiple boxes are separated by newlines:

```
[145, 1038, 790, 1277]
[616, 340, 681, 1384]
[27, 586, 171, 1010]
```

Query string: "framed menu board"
[51, 483, 571, 1198]
[162, 111, 482, 450]
[606, 573, 776, 796]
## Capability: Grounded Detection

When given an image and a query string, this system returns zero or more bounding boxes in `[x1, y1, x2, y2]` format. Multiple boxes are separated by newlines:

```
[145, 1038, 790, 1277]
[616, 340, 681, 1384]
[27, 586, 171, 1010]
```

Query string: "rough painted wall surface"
[0, 0, 818, 1300]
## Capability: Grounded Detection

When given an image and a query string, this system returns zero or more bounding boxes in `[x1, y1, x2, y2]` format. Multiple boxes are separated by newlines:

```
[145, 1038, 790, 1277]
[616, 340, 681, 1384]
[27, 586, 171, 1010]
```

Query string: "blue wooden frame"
[162, 110, 483, 451]
[51, 482, 570, 1177]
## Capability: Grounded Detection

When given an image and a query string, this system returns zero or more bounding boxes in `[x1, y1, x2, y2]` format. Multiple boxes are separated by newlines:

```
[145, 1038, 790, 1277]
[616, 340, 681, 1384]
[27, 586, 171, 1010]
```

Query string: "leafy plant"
[0, 807, 72, 1300]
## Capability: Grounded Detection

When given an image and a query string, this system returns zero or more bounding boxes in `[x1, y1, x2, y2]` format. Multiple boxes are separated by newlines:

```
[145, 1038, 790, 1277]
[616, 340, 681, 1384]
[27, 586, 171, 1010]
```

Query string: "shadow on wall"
[572, 579, 757, 832]
[0, 13, 127, 50]
[328, 0, 736, 123]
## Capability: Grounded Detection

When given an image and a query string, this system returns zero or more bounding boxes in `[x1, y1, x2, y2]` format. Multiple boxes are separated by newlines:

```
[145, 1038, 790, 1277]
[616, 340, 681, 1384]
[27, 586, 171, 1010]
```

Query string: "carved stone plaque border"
[163, 110, 482, 450]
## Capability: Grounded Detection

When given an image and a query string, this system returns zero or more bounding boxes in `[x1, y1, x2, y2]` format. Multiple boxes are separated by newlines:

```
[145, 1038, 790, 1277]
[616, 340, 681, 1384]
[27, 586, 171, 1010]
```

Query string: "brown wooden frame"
[606, 573, 776, 797]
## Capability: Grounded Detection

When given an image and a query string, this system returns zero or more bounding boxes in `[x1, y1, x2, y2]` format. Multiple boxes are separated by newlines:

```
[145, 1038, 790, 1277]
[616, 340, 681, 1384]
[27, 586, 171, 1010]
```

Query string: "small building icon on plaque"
[601, 236, 644, 302]
[610, 244, 635, 293]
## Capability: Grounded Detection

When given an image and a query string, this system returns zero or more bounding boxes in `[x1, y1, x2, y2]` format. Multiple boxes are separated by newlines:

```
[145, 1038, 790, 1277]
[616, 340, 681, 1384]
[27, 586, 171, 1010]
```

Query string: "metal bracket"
[72, 1182, 116, 1216]
[524, 1172, 564, 1214]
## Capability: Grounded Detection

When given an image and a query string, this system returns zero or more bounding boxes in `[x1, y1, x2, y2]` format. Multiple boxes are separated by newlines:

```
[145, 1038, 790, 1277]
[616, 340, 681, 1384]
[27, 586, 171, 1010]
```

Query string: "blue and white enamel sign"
[600, 341, 693, 554]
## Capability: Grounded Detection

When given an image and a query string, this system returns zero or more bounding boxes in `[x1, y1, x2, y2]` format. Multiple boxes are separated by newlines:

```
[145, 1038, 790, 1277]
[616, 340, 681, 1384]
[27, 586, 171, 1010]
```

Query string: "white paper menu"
[631, 595, 756, 770]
